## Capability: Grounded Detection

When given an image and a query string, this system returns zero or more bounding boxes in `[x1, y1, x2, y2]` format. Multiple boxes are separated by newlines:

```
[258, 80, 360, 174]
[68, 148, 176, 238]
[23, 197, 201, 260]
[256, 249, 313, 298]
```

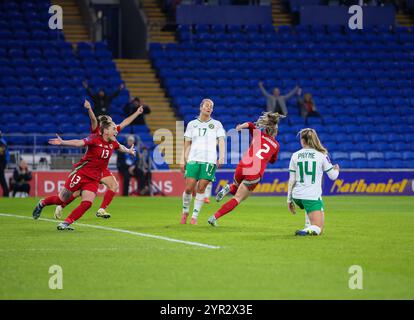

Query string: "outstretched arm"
[236, 122, 250, 131]
[84, 100, 98, 130]
[284, 85, 299, 100]
[118, 106, 144, 130]
[118, 143, 136, 156]
[48, 134, 85, 148]
[258, 81, 272, 98]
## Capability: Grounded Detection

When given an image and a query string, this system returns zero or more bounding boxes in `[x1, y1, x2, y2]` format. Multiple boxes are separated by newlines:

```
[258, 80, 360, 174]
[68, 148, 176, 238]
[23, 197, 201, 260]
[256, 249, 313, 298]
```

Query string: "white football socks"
[204, 183, 212, 198]
[305, 214, 311, 228]
[304, 225, 321, 235]
[182, 192, 192, 214]
[192, 193, 205, 219]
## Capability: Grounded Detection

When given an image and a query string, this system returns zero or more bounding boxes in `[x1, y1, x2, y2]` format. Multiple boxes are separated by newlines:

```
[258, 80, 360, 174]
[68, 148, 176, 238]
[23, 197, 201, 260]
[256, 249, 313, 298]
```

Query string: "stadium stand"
[149, 23, 414, 169]
[0, 0, 167, 168]
[0, 0, 413, 170]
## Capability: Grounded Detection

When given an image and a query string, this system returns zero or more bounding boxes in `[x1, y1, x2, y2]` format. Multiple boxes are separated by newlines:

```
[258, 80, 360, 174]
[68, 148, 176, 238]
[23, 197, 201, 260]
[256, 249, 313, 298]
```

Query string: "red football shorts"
[233, 165, 262, 191]
[101, 168, 113, 179]
[64, 171, 99, 194]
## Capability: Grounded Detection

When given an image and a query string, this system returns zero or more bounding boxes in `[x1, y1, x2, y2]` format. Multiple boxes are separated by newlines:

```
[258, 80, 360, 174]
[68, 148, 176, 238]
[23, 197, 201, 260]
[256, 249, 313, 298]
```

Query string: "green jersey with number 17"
[184, 118, 226, 164]
[289, 148, 334, 200]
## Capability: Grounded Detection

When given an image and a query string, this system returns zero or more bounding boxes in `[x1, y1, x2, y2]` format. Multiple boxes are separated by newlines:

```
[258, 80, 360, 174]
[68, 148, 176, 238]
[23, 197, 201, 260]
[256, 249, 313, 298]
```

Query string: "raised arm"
[118, 106, 144, 130]
[109, 83, 124, 101]
[83, 80, 95, 99]
[258, 81, 272, 98]
[284, 85, 299, 100]
[84, 99, 98, 130]
[48, 134, 85, 148]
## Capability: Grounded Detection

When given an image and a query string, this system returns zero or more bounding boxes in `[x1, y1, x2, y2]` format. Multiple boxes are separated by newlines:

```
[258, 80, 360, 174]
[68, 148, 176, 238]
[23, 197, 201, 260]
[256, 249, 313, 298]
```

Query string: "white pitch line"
[0, 213, 221, 250]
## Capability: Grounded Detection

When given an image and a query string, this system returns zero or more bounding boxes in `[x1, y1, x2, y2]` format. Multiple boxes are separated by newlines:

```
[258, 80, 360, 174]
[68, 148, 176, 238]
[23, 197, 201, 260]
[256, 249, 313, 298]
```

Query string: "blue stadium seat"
[384, 152, 402, 160]
[350, 152, 366, 161]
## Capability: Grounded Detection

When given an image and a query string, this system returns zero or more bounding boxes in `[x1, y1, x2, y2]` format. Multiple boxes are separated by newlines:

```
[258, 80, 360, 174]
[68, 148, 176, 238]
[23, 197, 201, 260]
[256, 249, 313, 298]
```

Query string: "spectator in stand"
[258, 81, 299, 116]
[12, 159, 32, 197]
[83, 80, 125, 116]
[123, 97, 151, 132]
[136, 145, 151, 196]
[296, 88, 324, 125]
[117, 135, 143, 196]
[0, 131, 9, 197]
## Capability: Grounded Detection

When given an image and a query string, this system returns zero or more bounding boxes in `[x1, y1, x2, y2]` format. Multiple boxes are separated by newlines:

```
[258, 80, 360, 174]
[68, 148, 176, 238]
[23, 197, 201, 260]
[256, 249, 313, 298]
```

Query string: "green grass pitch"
[0, 196, 413, 300]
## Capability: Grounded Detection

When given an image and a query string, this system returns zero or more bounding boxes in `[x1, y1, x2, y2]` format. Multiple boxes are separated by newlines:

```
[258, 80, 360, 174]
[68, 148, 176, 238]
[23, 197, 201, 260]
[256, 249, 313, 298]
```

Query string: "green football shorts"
[185, 161, 217, 181]
[293, 198, 324, 214]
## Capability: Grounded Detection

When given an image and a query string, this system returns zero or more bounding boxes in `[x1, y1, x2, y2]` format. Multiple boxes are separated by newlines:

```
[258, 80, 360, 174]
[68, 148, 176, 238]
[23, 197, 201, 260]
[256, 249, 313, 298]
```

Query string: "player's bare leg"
[96, 175, 119, 219]
[307, 210, 324, 235]
[181, 178, 197, 224]
[295, 210, 324, 236]
[54, 190, 80, 219]
[209, 183, 251, 226]
[190, 179, 210, 225]
[58, 190, 96, 231]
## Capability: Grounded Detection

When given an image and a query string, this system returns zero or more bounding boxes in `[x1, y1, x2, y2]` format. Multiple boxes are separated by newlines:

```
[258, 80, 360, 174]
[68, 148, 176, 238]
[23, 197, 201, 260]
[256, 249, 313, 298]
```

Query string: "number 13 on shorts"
[69, 174, 81, 188]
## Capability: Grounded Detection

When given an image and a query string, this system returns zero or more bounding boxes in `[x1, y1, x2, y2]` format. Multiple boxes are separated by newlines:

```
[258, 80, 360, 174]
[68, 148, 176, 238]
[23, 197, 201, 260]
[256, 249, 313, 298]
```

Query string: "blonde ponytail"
[299, 128, 328, 155]
[255, 112, 286, 136]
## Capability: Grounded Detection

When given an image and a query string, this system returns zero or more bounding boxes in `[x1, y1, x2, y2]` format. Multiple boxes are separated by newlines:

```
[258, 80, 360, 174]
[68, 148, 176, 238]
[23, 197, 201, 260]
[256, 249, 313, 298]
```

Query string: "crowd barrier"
[5, 169, 413, 197]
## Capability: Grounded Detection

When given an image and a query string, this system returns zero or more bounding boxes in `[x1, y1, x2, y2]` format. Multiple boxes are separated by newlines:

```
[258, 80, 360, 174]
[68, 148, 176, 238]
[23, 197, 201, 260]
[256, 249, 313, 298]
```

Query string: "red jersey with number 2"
[71, 134, 120, 181]
[238, 122, 279, 177]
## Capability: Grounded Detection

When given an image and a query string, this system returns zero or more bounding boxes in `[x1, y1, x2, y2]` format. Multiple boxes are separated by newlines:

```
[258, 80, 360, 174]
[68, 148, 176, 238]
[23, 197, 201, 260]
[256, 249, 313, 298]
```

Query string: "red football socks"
[214, 198, 239, 219]
[61, 194, 76, 208]
[41, 195, 64, 206]
[100, 190, 116, 209]
[229, 184, 238, 195]
[65, 201, 92, 224]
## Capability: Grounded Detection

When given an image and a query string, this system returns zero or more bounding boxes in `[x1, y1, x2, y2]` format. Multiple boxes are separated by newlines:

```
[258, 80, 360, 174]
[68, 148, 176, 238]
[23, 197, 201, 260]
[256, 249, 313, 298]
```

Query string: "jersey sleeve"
[216, 122, 226, 138]
[116, 125, 121, 133]
[83, 135, 98, 146]
[322, 154, 334, 172]
[90, 126, 99, 134]
[269, 143, 279, 164]
[247, 122, 256, 136]
[112, 140, 120, 150]
[289, 154, 297, 173]
[184, 122, 193, 140]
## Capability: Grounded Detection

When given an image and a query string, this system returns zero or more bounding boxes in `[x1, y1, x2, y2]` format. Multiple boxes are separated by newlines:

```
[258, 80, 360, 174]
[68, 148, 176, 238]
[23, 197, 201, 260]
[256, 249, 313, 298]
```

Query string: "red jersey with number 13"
[71, 134, 120, 181]
[239, 122, 279, 177]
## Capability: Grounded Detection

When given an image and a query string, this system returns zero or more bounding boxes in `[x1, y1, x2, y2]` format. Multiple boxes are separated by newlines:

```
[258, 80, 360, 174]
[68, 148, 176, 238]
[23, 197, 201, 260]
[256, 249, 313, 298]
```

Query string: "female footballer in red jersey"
[32, 121, 136, 230]
[208, 112, 285, 226]
[54, 100, 144, 220]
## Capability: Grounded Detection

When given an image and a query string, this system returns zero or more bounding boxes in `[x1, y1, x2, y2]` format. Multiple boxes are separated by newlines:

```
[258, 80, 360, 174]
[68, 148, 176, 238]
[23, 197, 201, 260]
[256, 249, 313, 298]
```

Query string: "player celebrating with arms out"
[287, 128, 340, 236]
[32, 121, 135, 230]
[209, 112, 285, 226]
[54, 100, 143, 220]
[180, 98, 226, 225]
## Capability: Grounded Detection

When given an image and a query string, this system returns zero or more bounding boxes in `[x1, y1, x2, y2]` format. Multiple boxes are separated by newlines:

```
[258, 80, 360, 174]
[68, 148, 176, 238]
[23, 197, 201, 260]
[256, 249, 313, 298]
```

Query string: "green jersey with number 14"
[289, 148, 334, 200]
